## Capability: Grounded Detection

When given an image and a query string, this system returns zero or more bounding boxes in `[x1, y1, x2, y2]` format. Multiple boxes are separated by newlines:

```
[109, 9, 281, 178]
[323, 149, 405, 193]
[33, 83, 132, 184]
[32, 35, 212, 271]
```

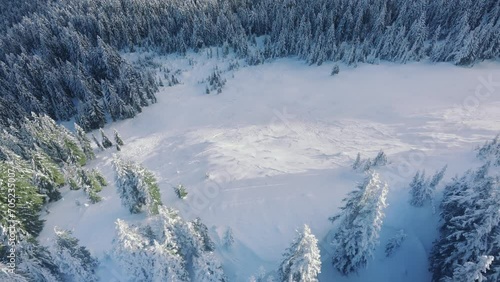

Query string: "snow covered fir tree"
[52, 228, 100, 282]
[0, 0, 499, 281]
[223, 227, 235, 250]
[430, 161, 500, 281]
[329, 171, 389, 275]
[278, 225, 321, 282]
[113, 158, 163, 215]
[408, 165, 447, 207]
[385, 229, 407, 257]
[112, 206, 226, 282]
[0, 112, 110, 281]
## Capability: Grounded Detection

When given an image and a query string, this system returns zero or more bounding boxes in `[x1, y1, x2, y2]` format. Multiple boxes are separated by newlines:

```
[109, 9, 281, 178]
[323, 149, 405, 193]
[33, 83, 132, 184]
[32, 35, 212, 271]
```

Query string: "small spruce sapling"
[69, 177, 79, 190]
[174, 184, 188, 199]
[92, 169, 108, 187]
[362, 158, 373, 172]
[223, 227, 235, 249]
[428, 165, 447, 190]
[373, 150, 388, 166]
[114, 129, 124, 146]
[92, 134, 104, 150]
[409, 165, 447, 207]
[76, 169, 105, 203]
[352, 153, 362, 170]
[331, 64, 340, 76]
[100, 129, 113, 149]
[385, 229, 407, 257]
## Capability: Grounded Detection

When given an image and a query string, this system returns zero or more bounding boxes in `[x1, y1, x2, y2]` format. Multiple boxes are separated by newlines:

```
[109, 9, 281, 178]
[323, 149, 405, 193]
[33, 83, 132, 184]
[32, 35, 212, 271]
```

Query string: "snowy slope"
[39, 51, 500, 281]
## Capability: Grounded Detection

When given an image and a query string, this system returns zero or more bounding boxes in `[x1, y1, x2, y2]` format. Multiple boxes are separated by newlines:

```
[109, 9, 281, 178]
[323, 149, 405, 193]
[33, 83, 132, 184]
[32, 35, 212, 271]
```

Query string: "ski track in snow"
[40, 52, 500, 282]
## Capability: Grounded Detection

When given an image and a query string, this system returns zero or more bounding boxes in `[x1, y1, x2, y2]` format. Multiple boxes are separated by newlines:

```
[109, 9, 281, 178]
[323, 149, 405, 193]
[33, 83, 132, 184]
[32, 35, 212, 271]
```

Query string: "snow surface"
[39, 51, 500, 281]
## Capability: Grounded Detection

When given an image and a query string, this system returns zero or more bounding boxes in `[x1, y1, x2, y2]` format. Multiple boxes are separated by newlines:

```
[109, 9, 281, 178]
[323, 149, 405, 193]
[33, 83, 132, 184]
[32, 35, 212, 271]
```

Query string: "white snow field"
[40, 51, 500, 282]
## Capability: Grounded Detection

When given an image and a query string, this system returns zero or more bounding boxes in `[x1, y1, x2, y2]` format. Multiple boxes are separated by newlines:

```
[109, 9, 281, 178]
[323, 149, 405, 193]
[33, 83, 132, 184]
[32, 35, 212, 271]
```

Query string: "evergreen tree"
[372, 150, 388, 167]
[100, 129, 113, 149]
[330, 171, 388, 275]
[52, 229, 99, 282]
[409, 165, 447, 207]
[192, 217, 215, 252]
[385, 229, 407, 257]
[112, 220, 155, 281]
[112, 219, 189, 282]
[330, 64, 340, 76]
[92, 168, 108, 187]
[408, 12, 428, 60]
[476, 135, 500, 166]
[152, 207, 222, 275]
[449, 256, 494, 282]
[193, 251, 227, 282]
[31, 151, 64, 202]
[223, 227, 235, 249]
[64, 138, 87, 167]
[429, 165, 447, 189]
[0, 160, 44, 239]
[23, 114, 86, 166]
[453, 15, 478, 66]
[112, 206, 224, 281]
[207, 67, 226, 94]
[408, 170, 426, 207]
[73, 168, 105, 204]
[352, 153, 362, 170]
[0, 110, 102, 282]
[113, 158, 163, 215]
[16, 238, 62, 282]
[114, 129, 124, 146]
[174, 184, 188, 199]
[278, 225, 321, 282]
[91, 134, 104, 151]
[78, 99, 106, 131]
[75, 124, 95, 160]
[362, 158, 373, 172]
[0, 262, 28, 282]
[430, 163, 500, 281]
[151, 240, 190, 282]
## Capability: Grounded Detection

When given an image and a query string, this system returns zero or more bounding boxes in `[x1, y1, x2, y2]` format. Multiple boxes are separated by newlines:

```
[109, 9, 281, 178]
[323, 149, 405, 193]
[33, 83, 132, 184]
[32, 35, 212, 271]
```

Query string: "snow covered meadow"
[38, 51, 500, 281]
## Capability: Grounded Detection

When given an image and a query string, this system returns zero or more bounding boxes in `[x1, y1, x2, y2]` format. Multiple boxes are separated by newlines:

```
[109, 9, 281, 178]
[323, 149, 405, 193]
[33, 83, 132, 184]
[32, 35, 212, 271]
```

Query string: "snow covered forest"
[0, 0, 499, 281]
[1, 0, 499, 130]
